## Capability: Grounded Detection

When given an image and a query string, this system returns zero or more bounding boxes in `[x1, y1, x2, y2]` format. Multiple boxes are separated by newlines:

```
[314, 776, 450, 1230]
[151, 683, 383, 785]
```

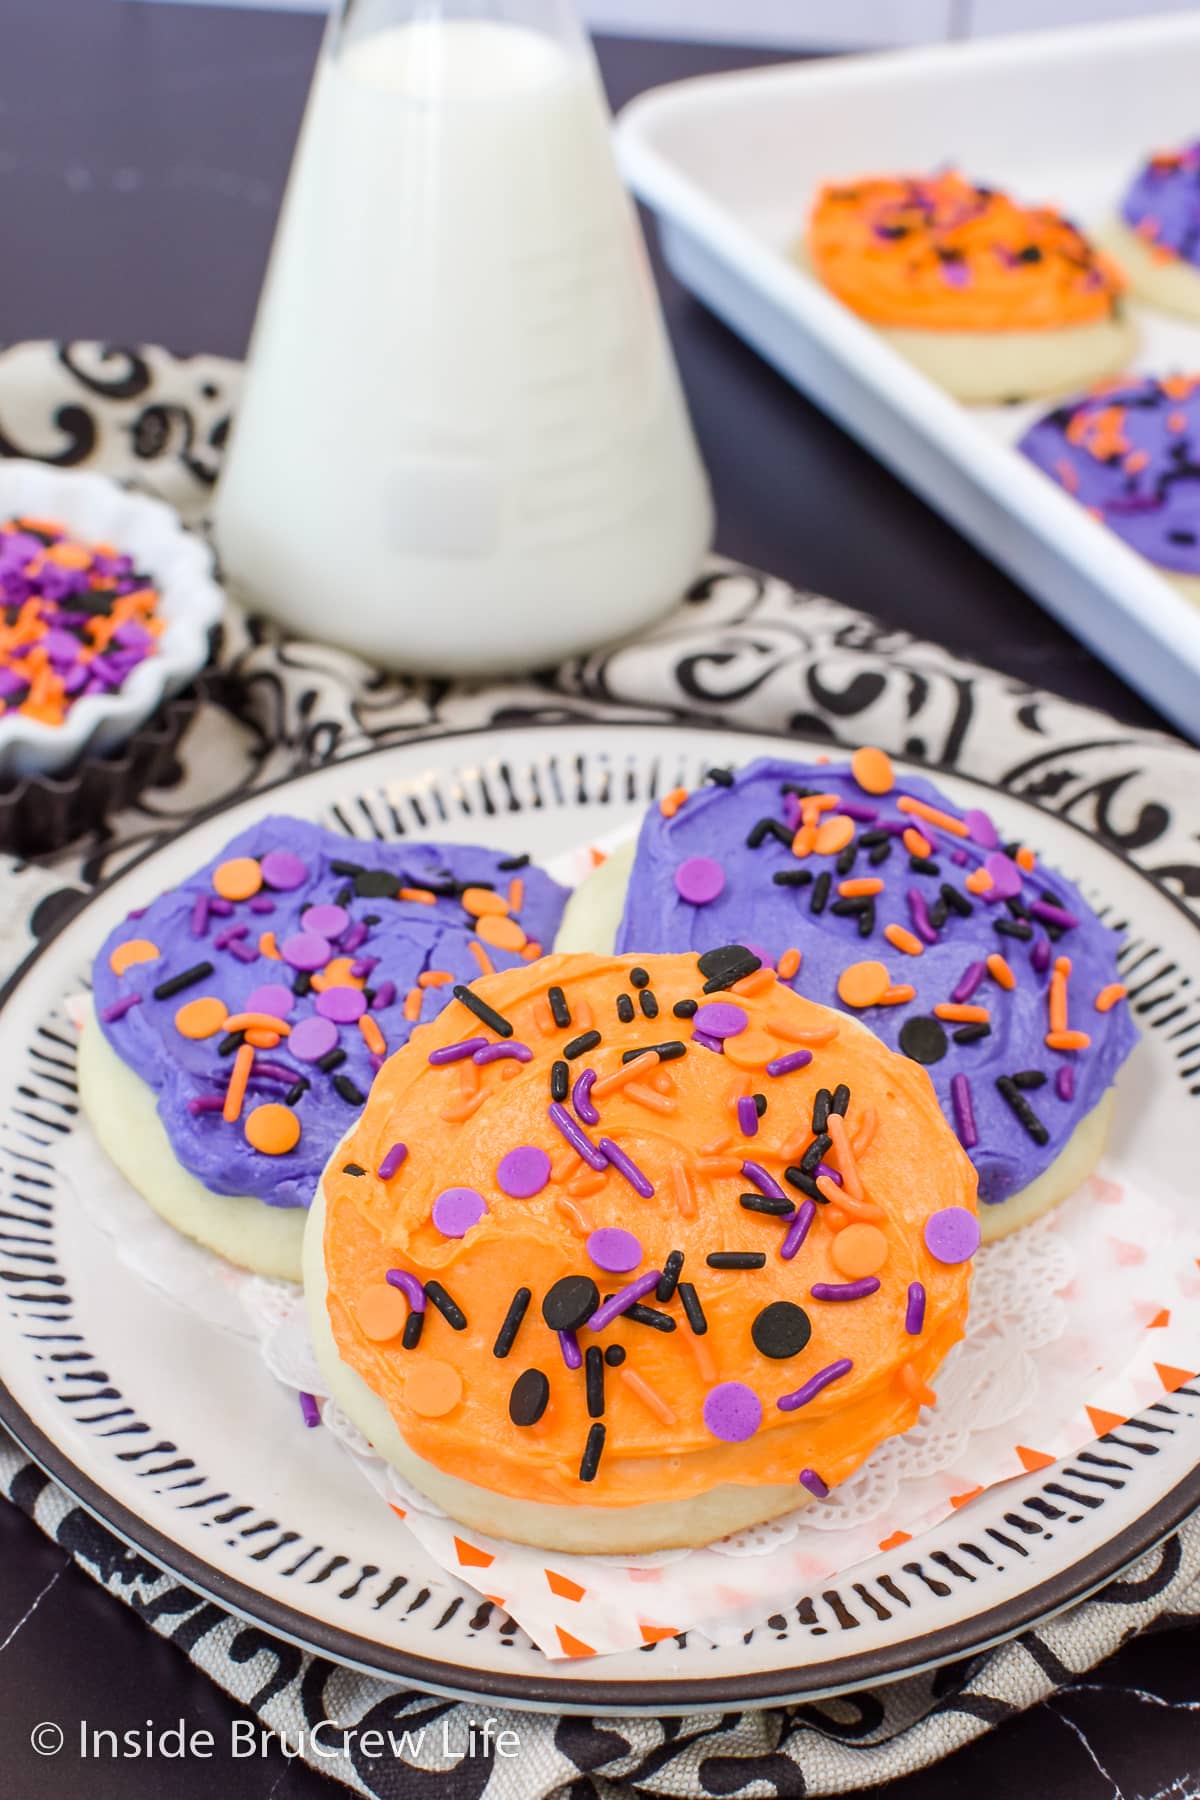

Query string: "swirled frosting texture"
[1121, 143, 1200, 270]
[614, 759, 1136, 1207]
[809, 172, 1126, 331]
[92, 816, 567, 1207]
[323, 952, 976, 1508]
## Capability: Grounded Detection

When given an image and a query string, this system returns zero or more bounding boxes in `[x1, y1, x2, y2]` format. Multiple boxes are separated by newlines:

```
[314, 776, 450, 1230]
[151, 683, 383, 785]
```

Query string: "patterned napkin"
[1, 341, 1198, 1797]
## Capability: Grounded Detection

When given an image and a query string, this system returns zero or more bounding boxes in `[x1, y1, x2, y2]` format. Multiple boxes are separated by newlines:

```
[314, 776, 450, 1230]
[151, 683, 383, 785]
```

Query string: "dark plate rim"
[1, 714, 1196, 1711]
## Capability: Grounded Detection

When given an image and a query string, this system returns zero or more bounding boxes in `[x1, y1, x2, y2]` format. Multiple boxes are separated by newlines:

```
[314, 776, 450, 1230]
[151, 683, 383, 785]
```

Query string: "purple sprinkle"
[214, 924, 249, 949]
[496, 1145, 551, 1198]
[350, 957, 379, 979]
[1030, 900, 1079, 931]
[737, 1095, 759, 1137]
[963, 807, 1000, 849]
[777, 1358, 853, 1411]
[674, 855, 726, 905]
[798, 1468, 829, 1499]
[692, 1001, 748, 1039]
[299, 1391, 321, 1429]
[249, 895, 275, 914]
[385, 1269, 426, 1313]
[558, 1330, 582, 1371]
[982, 852, 1023, 902]
[228, 940, 260, 964]
[378, 1142, 408, 1180]
[340, 919, 369, 954]
[572, 1067, 599, 1125]
[474, 1041, 533, 1065]
[368, 1053, 384, 1073]
[432, 1186, 488, 1238]
[249, 1061, 296, 1083]
[766, 1048, 813, 1078]
[810, 1278, 881, 1302]
[190, 895, 210, 938]
[1031, 936, 1052, 974]
[428, 1036, 488, 1064]
[907, 888, 939, 945]
[209, 896, 234, 917]
[835, 800, 879, 822]
[692, 1031, 724, 1054]
[244, 983, 293, 1018]
[703, 1382, 762, 1444]
[905, 1282, 926, 1336]
[599, 1136, 654, 1198]
[186, 1095, 226, 1115]
[742, 1159, 787, 1202]
[302, 903, 348, 938]
[950, 1072, 978, 1150]
[951, 848, 970, 866]
[782, 792, 802, 830]
[814, 1162, 843, 1187]
[372, 981, 397, 1011]
[923, 1205, 981, 1265]
[588, 1269, 662, 1332]
[951, 961, 986, 1004]
[780, 1199, 816, 1260]
[290, 1015, 340, 1063]
[280, 930, 333, 972]
[100, 993, 143, 1024]
[1056, 1065, 1075, 1102]
[587, 1227, 643, 1273]
[260, 850, 308, 891]
[548, 1101, 608, 1171]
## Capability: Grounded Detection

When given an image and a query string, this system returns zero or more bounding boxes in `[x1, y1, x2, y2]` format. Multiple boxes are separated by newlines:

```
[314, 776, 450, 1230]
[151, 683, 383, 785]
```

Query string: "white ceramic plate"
[616, 16, 1200, 742]
[0, 722, 1196, 1713]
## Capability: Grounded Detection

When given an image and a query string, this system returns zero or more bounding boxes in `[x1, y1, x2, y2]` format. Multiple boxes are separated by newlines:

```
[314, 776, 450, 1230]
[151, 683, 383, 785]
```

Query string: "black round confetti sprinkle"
[542, 1275, 600, 1333]
[753, 1093, 767, 1118]
[629, 966, 650, 989]
[509, 1369, 550, 1427]
[604, 1344, 626, 1367]
[354, 869, 402, 899]
[898, 1016, 949, 1065]
[752, 1301, 812, 1360]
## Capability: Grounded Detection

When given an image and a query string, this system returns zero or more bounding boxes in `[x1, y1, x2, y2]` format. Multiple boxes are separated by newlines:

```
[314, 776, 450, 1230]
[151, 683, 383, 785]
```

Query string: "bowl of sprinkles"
[0, 460, 222, 782]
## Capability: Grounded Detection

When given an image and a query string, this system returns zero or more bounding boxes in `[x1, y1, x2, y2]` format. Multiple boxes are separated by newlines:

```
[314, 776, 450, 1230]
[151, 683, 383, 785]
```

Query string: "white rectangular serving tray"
[615, 13, 1200, 742]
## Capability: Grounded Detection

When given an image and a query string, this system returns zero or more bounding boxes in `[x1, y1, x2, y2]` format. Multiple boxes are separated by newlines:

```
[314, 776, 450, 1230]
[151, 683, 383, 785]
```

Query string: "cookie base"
[77, 1010, 307, 1281]
[1105, 218, 1200, 323]
[880, 314, 1136, 404]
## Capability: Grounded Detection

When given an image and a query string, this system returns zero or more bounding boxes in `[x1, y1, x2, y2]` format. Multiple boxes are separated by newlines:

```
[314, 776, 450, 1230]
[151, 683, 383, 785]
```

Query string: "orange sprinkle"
[244, 1028, 281, 1049]
[212, 857, 263, 902]
[682, 1317, 717, 1382]
[623, 1083, 676, 1114]
[223, 1043, 254, 1123]
[1046, 1029, 1091, 1051]
[825, 1111, 863, 1200]
[851, 1105, 877, 1159]
[902, 827, 933, 859]
[550, 1147, 582, 1185]
[440, 1092, 486, 1124]
[934, 1003, 990, 1023]
[244, 1102, 300, 1155]
[768, 1016, 839, 1045]
[814, 814, 855, 856]
[965, 867, 994, 895]
[405, 1361, 463, 1418]
[791, 823, 816, 858]
[532, 998, 556, 1035]
[896, 795, 969, 837]
[310, 957, 364, 993]
[1048, 956, 1071, 1034]
[649, 1066, 674, 1095]
[174, 996, 227, 1040]
[731, 967, 776, 997]
[593, 1053, 664, 1099]
[403, 988, 423, 1022]
[461, 886, 508, 918]
[355, 1283, 408, 1343]
[258, 931, 281, 960]
[1095, 983, 1127, 1013]
[521, 940, 542, 961]
[109, 937, 159, 976]
[832, 1221, 888, 1278]
[418, 970, 454, 988]
[359, 1013, 386, 1056]
[824, 1203, 849, 1231]
[566, 1168, 608, 1199]
[839, 876, 884, 898]
[476, 913, 527, 952]
[620, 1368, 677, 1427]
[468, 940, 496, 978]
[222, 1012, 292, 1035]
[573, 998, 594, 1030]
[669, 1162, 697, 1219]
[1015, 846, 1037, 872]
[459, 1056, 480, 1099]
[837, 959, 890, 1008]
[659, 786, 688, 818]
[884, 923, 923, 957]
[900, 1362, 937, 1408]
[879, 984, 916, 1005]
[987, 953, 1016, 991]
[507, 877, 525, 913]
[555, 1196, 595, 1235]
[850, 746, 895, 795]
[817, 1177, 883, 1222]
[777, 947, 802, 980]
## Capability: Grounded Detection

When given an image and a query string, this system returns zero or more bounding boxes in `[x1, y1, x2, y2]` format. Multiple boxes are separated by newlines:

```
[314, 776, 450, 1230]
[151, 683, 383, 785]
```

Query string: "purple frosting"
[93, 816, 567, 1209]
[1121, 143, 1200, 270]
[614, 758, 1136, 1208]
[1018, 375, 1200, 575]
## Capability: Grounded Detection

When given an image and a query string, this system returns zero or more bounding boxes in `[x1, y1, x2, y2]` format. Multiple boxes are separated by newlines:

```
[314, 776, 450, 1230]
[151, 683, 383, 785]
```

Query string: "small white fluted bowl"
[0, 460, 224, 780]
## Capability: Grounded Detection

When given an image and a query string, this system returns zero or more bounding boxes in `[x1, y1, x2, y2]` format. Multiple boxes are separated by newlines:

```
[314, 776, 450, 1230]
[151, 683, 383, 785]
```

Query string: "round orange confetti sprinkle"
[837, 960, 890, 1008]
[850, 746, 895, 795]
[475, 913, 527, 952]
[109, 938, 159, 976]
[212, 857, 263, 902]
[244, 1102, 300, 1155]
[356, 1283, 408, 1342]
[723, 1029, 782, 1070]
[814, 815, 855, 856]
[174, 995, 228, 1040]
[461, 887, 509, 919]
[832, 1222, 889, 1278]
[405, 1360, 464, 1418]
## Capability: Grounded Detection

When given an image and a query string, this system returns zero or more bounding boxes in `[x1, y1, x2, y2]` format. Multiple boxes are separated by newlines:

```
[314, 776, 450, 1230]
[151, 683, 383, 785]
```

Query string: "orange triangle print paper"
[555, 1626, 596, 1658]
[545, 1569, 587, 1602]
[639, 1623, 679, 1644]
[454, 1537, 495, 1569]
[1085, 1406, 1128, 1438]
[1015, 1444, 1056, 1472]
[1154, 1362, 1198, 1394]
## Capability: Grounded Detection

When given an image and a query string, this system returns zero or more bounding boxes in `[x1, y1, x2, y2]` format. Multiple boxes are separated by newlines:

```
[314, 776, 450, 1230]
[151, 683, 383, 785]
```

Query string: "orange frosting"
[322, 953, 978, 1510]
[809, 172, 1126, 333]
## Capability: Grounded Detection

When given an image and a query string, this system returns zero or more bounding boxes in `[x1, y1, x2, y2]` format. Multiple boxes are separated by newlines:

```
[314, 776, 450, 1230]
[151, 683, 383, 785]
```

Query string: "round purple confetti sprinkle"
[674, 855, 726, 905]
[587, 1227, 643, 1273]
[378, 1142, 408, 1180]
[798, 1467, 829, 1499]
[317, 986, 367, 1023]
[780, 1200, 815, 1260]
[811, 1278, 880, 1301]
[302, 903, 349, 938]
[572, 1067, 599, 1125]
[703, 1382, 762, 1443]
[280, 931, 332, 972]
[497, 1145, 551, 1198]
[692, 1001, 748, 1039]
[777, 1358, 853, 1411]
[385, 1268, 426, 1312]
[260, 850, 308, 891]
[963, 808, 999, 849]
[982, 852, 1023, 902]
[905, 1282, 926, 1335]
[766, 1048, 813, 1078]
[289, 1016, 340, 1062]
[923, 1205, 981, 1265]
[737, 1095, 759, 1137]
[432, 1186, 488, 1238]
[244, 983, 293, 1019]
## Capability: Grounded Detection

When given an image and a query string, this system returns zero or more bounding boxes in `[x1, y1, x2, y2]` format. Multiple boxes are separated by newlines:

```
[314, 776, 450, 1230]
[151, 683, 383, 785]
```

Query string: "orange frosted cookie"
[804, 172, 1134, 402]
[308, 950, 979, 1553]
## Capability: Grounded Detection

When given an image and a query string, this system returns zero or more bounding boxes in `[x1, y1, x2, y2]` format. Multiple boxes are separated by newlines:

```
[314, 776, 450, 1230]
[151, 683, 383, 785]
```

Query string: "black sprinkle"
[292, 971, 312, 997]
[995, 920, 1034, 940]
[497, 853, 531, 871]
[585, 1345, 605, 1417]
[639, 989, 660, 1019]
[317, 1048, 347, 1073]
[812, 1088, 833, 1132]
[857, 903, 876, 938]
[217, 1031, 245, 1057]
[542, 1275, 599, 1333]
[284, 1079, 308, 1106]
[622, 1040, 685, 1064]
[706, 1251, 766, 1270]
[425, 1281, 468, 1330]
[656, 1250, 684, 1302]
[152, 960, 214, 1000]
[363, 914, 381, 925]
[335, 884, 353, 908]
[739, 1193, 795, 1216]
[700, 945, 761, 993]
[941, 883, 974, 917]
[341, 1162, 366, 1177]
[927, 900, 949, 931]
[509, 1368, 549, 1427]
[753, 1093, 767, 1118]
[402, 1310, 424, 1351]
[784, 1167, 823, 1201]
[547, 986, 571, 1028]
[629, 966, 651, 988]
[752, 1301, 812, 1360]
[579, 1422, 606, 1483]
[898, 1016, 949, 1065]
[747, 818, 793, 849]
[550, 1059, 569, 1102]
[604, 1344, 626, 1367]
[330, 859, 365, 877]
[453, 984, 514, 1038]
[830, 1084, 851, 1116]
[1012, 1069, 1048, 1089]
[835, 844, 858, 876]
[493, 1288, 531, 1358]
[830, 897, 871, 917]
[624, 1301, 675, 1332]
[333, 1074, 366, 1105]
[810, 872, 831, 914]
[859, 830, 890, 847]
[773, 869, 813, 887]
[706, 766, 735, 787]
[868, 842, 892, 866]
[996, 1076, 1050, 1145]
[953, 1023, 992, 1044]
[800, 1133, 832, 1175]
[617, 993, 635, 1023]
[678, 1282, 708, 1334]
[354, 869, 402, 900]
[564, 1030, 602, 1060]
[673, 998, 698, 1019]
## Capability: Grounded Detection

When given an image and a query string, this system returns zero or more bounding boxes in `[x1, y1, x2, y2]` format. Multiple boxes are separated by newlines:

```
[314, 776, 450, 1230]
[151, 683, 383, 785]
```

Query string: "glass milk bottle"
[213, 0, 712, 675]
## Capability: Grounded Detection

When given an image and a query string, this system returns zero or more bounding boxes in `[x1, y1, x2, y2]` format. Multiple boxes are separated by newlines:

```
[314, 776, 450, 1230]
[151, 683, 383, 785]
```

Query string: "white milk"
[214, 17, 712, 674]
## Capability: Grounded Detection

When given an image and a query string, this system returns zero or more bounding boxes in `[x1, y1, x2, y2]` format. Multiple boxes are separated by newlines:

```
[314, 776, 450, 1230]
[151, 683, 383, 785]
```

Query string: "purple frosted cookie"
[1122, 144, 1200, 269]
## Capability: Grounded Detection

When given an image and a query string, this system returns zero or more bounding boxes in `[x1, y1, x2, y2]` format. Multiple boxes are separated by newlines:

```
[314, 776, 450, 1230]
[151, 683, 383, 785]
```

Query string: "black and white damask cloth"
[1, 341, 1198, 1798]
